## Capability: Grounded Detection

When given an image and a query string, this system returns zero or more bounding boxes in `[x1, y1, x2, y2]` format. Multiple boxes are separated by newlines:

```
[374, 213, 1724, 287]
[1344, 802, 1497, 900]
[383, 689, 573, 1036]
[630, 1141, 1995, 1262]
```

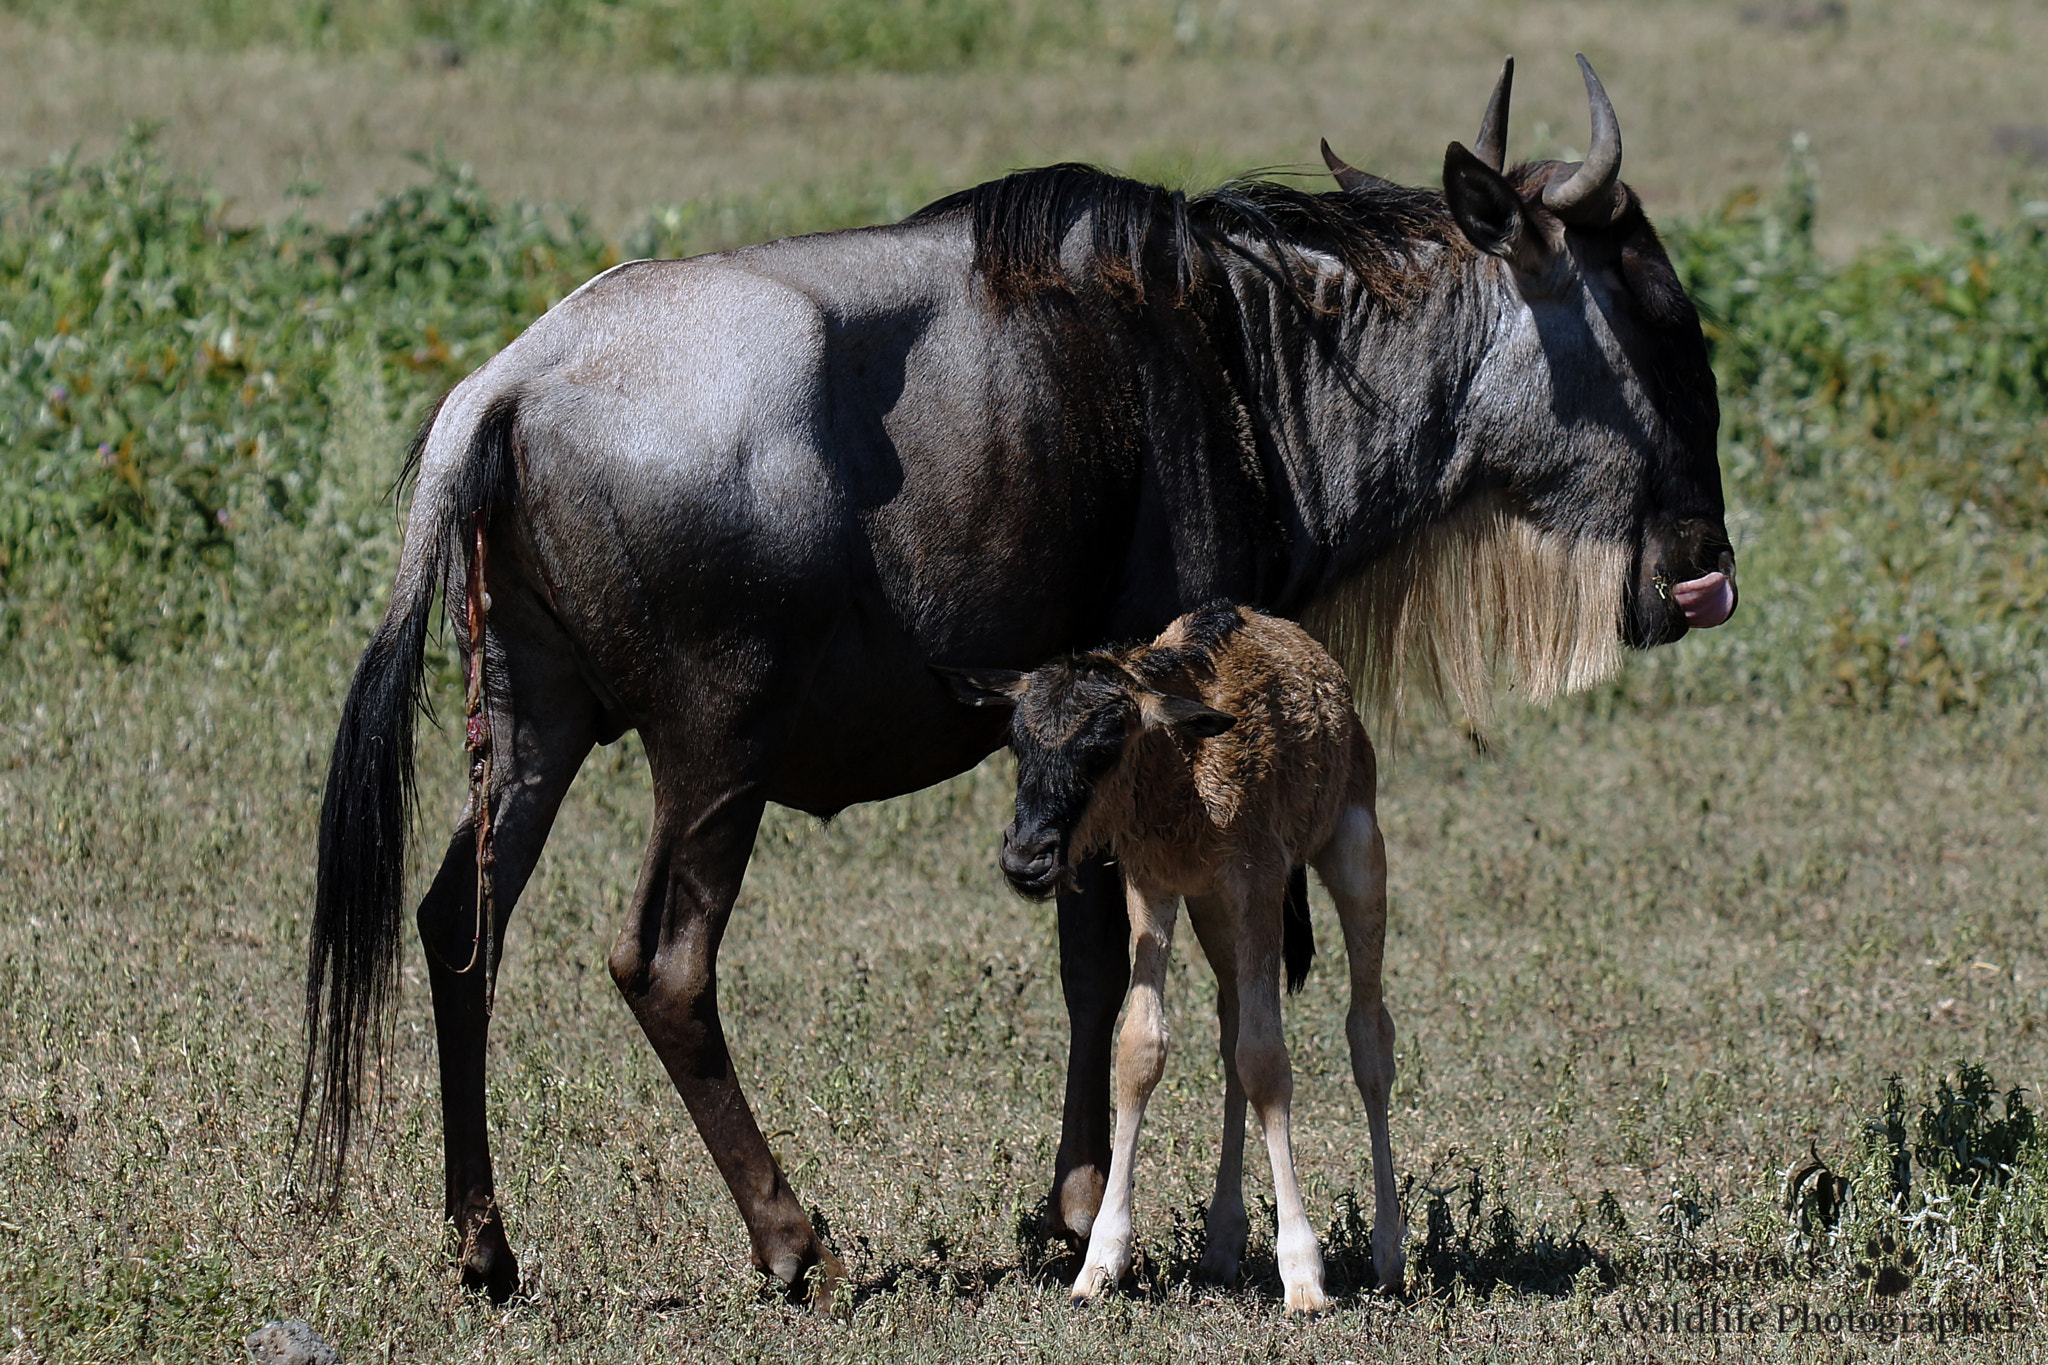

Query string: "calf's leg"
[1311, 803, 1404, 1292]
[1230, 884, 1329, 1315]
[1183, 893, 1249, 1285]
[1071, 883, 1178, 1302]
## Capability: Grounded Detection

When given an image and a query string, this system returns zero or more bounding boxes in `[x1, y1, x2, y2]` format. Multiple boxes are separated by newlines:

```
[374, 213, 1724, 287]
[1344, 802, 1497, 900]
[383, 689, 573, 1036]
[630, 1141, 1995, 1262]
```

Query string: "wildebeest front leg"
[1313, 804, 1405, 1293]
[1072, 883, 1178, 1303]
[1048, 854, 1130, 1245]
[608, 777, 844, 1305]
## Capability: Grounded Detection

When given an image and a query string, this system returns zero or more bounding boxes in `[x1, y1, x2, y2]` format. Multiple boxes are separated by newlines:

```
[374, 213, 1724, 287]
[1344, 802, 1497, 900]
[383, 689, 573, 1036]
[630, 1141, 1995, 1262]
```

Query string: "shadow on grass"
[644, 1176, 1618, 1319]
[1398, 1168, 1615, 1300]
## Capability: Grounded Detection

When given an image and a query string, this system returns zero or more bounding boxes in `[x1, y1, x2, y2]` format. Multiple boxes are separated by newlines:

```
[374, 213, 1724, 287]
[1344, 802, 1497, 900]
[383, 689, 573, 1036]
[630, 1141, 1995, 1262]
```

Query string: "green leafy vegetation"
[0, 132, 895, 658]
[1648, 139, 2048, 713]
[11, 134, 2048, 715]
[1770, 1066, 2048, 1302]
[5, 134, 2048, 1363]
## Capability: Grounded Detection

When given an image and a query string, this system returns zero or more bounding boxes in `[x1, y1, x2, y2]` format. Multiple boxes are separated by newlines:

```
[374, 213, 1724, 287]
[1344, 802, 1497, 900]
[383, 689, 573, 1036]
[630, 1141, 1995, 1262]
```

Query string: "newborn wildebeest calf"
[940, 603, 1401, 1312]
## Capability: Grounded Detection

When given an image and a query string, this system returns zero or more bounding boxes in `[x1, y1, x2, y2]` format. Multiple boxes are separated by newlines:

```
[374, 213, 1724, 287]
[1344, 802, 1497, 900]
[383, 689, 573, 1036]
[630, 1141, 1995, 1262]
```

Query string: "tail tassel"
[451, 512, 498, 1013]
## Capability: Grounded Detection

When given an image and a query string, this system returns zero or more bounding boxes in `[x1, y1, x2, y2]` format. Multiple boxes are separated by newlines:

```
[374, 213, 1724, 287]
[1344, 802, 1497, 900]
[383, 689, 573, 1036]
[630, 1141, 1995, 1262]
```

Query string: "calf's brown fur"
[941, 603, 1403, 1311]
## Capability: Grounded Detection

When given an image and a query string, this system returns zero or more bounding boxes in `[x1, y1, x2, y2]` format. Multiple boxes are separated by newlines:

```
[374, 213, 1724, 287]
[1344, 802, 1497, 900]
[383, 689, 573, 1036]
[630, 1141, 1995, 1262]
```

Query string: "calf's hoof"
[1283, 1280, 1331, 1317]
[457, 1213, 519, 1305]
[1068, 1261, 1117, 1305]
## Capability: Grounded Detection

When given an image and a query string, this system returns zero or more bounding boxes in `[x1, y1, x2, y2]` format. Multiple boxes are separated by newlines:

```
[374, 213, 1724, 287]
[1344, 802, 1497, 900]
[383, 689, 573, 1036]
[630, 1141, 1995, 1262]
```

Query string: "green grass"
[5, 137, 2048, 1361]
[0, 133, 900, 658]
[3, 650, 2044, 1361]
[12, 135, 2048, 710]
[1652, 143, 2048, 714]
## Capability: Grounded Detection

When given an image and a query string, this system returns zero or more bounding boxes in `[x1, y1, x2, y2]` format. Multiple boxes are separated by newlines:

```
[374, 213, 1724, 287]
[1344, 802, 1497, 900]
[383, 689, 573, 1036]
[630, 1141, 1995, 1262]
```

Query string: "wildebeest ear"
[1139, 691, 1238, 738]
[1443, 141, 1527, 260]
[930, 664, 1028, 709]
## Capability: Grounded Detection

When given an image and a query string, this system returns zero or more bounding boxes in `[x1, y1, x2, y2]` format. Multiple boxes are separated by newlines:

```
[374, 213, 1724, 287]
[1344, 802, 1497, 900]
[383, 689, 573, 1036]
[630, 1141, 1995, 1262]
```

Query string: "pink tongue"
[1672, 571, 1734, 629]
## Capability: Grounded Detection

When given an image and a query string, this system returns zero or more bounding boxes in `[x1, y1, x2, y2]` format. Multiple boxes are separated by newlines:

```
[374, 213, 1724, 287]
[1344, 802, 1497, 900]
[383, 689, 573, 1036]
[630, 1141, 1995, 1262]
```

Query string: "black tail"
[1283, 864, 1315, 994]
[296, 391, 519, 1197]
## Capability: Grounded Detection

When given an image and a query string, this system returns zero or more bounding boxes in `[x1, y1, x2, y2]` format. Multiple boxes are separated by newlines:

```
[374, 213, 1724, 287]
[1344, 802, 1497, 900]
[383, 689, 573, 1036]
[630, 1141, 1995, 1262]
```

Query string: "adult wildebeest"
[301, 54, 1738, 1306]
[941, 603, 1399, 1312]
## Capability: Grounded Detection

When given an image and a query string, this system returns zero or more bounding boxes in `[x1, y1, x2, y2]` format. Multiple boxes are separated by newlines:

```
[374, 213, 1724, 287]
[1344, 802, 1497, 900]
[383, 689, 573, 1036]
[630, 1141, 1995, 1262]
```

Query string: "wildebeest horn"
[1543, 54, 1623, 223]
[1474, 56, 1513, 171]
[1320, 138, 1392, 193]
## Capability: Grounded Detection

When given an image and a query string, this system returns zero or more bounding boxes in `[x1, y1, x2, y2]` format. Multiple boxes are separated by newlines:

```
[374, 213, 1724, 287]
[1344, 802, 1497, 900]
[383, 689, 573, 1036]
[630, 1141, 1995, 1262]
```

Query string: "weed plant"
[0, 133, 894, 659]
[1639, 138, 2048, 715]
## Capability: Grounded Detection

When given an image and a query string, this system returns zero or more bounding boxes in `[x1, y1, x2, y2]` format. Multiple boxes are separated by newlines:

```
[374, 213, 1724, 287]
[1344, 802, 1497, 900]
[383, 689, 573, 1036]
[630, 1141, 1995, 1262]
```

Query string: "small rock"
[245, 1321, 340, 1365]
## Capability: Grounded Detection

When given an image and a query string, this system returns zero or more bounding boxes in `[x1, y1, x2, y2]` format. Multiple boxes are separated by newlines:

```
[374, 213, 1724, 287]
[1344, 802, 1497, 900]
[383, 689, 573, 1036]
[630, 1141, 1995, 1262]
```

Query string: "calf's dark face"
[1004, 674, 1134, 897]
[934, 659, 1235, 899]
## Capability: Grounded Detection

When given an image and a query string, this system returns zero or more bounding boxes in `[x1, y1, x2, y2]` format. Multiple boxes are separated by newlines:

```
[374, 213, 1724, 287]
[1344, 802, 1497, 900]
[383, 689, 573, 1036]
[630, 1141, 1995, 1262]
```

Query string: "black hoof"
[761, 1240, 846, 1313]
[458, 1217, 520, 1304]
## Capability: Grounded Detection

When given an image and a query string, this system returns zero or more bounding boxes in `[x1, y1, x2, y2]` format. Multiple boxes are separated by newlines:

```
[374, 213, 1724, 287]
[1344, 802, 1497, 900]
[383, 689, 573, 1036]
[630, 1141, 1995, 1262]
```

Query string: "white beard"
[1304, 490, 1629, 733]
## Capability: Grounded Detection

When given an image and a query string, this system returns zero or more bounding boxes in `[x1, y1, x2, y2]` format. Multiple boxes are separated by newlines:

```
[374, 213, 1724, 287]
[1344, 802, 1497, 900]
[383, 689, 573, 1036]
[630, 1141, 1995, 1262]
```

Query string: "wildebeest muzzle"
[1631, 520, 1738, 647]
[1000, 822, 1066, 899]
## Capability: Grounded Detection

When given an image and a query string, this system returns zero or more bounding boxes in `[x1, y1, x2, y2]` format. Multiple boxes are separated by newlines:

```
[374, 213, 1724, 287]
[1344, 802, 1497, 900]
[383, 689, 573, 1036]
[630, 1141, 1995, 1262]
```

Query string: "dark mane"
[909, 163, 1464, 307]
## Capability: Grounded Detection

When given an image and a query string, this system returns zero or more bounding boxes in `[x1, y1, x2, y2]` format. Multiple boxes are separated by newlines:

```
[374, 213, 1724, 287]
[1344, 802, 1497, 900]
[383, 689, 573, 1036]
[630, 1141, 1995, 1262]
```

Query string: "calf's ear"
[1140, 692, 1238, 738]
[931, 664, 1028, 709]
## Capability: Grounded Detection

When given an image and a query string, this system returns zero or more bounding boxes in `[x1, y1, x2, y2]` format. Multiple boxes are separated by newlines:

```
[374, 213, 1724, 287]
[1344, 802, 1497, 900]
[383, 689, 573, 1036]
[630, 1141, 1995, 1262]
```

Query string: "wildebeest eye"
[1062, 698, 1135, 780]
[1074, 733, 1125, 783]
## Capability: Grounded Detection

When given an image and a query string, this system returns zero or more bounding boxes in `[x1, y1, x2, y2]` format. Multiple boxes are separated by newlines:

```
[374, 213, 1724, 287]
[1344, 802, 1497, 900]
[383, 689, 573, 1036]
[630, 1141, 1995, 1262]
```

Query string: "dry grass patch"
[3, 644, 2043, 1360]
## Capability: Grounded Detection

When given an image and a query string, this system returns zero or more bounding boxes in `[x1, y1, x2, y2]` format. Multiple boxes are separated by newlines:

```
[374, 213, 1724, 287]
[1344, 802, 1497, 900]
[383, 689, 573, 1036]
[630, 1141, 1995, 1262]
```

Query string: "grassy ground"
[4, 643, 2045, 1362]
[6, 4, 2048, 1361]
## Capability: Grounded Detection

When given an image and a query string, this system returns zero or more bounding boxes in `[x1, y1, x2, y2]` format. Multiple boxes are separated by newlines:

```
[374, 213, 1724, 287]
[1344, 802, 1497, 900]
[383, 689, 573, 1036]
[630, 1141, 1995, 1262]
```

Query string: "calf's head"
[936, 658, 1236, 898]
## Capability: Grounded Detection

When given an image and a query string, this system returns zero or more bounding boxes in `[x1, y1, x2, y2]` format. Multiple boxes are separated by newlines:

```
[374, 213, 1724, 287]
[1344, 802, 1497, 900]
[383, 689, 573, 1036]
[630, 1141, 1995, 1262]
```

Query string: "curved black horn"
[1321, 138, 1391, 193]
[1543, 54, 1622, 223]
[1474, 55, 1514, 171]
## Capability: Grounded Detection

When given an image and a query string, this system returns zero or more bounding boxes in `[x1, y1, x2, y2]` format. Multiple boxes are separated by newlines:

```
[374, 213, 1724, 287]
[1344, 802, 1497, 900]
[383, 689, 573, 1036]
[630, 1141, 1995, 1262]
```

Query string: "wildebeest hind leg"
[1048, 855, 1131, 1246]
[416, 602, 602, 1303]
[608, 746, 844, 1306]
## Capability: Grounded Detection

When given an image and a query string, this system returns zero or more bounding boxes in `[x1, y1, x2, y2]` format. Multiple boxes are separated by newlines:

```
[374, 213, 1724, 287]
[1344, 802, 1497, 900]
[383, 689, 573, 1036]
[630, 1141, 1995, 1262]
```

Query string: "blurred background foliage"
[0, 0, 1177, 72]
[5, 129, 2048, 715]
[1646, 135, 2048, 716]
